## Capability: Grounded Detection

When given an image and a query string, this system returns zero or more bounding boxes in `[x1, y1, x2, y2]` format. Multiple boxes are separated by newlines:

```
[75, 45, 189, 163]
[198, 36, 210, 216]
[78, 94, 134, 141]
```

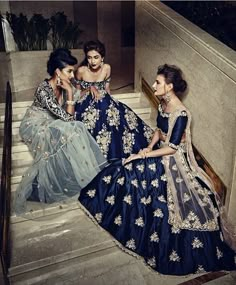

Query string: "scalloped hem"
[77, 201, 222, 278]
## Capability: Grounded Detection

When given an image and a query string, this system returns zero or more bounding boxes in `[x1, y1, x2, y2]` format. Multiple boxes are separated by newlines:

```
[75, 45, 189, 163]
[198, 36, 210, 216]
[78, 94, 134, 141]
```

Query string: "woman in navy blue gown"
[79, 64, 236, 275]
[74, 40, 153, 159]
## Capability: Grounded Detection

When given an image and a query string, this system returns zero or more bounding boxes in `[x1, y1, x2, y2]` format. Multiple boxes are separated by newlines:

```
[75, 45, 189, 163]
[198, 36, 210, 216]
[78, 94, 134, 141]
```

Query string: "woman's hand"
[90, 86, 101, 102]
[124, 153, 142, 164]
[57, 78, 73, 96]
[139, 147, 152, 157]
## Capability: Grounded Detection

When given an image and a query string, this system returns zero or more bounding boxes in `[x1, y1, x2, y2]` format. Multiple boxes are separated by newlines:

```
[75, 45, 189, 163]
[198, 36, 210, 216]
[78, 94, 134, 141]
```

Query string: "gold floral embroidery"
[105, 195, 115, 205]
[153, 208, 164, 218]
[140, 195, 152, 205]
[126, 239, 136, 250]
[141, 180, 147, 189]
[172, 164, 178, 171]
[131, 179, 138, 188]
[176, 177, 183, 183]
[148, 163, 156, 172]
[102, 175, 112, 184]
[106, 102, 120, 129]
[160, 174, 167, 181]
[196, 265, 206, 274]
[122, 129, 135, 154]
[150, 232, 159, 242]
[183, 193, 191, 202]
[114, 215, 122, 226]
[169, 250, 180, 262]
[158, 195, 166, 203]
[192, 237, 203, 249]
[151, 179, 159, 188]
[216, 247, 223, 259]
[81, 105, 100, 132]
[136, 164, 145, 173]
[95, 213, 102, 223]
[124, 163, 133, 171]
[171, 226, 181, 234]
[147, 257, 156, 267]
[87, 189, 96, 198]
[143, 125, 154, 142]
[135, 217, 145, 227]
[117, 177, 125, 185]
[123, 195, 132, 205]
[124, 109, 138, 130]
[96, 126, 111, 158]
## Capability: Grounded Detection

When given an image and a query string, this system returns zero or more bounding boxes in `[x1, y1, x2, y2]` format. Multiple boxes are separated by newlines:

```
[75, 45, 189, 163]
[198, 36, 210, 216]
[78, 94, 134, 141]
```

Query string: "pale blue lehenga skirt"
[14, 106, 107, 216]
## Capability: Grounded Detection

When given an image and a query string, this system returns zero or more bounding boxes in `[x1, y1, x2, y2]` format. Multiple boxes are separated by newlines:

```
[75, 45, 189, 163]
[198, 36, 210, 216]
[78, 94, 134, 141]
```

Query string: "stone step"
[0, 107, 151, 149]
[0, 93, 141, 112]
[9, 208, 116, 277]
[9, 247, 146, 285]
[0, 94, 146, 122]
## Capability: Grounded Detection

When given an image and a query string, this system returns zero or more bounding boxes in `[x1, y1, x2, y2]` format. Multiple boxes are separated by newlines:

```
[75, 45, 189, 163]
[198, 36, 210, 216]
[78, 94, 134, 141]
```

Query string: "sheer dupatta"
[162, 107, 236, 250]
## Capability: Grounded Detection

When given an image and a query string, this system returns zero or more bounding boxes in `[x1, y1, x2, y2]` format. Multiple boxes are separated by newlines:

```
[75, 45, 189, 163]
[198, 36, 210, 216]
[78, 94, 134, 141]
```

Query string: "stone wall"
[9, 1, 74, 20]
[135, 1, 236, 218]
[0, 49, 83, 103]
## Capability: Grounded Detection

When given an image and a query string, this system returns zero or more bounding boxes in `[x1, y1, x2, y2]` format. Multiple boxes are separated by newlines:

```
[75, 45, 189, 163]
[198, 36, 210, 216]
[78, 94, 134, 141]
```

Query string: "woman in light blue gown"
[15, 48, 107, 215]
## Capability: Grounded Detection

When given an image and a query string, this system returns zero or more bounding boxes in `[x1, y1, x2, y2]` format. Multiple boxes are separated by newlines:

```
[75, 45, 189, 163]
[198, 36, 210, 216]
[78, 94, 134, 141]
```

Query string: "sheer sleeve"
[168, 111, 188, 150]
[35, 83, 74, 122]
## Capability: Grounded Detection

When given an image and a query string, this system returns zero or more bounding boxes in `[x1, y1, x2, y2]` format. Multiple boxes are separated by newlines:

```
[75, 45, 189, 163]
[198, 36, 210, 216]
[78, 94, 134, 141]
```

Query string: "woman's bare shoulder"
[104, 63, 111, 70]
[76, 66, 87, 79]
[103, 64, 111, 76]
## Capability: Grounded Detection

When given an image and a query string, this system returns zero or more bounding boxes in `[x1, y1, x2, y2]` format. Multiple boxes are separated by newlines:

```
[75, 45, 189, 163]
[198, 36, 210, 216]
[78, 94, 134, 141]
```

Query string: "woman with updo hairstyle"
[15, 48, 107, 216]
[79, 64, 236, 275]
[74, 39, 154, 160]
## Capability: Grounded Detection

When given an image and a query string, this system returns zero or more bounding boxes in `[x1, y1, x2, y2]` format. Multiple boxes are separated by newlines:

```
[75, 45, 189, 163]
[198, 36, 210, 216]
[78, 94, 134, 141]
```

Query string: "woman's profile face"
[58, 65, 75, 82]
[152, 75, 167, 97]
[87, 50, 103, 70]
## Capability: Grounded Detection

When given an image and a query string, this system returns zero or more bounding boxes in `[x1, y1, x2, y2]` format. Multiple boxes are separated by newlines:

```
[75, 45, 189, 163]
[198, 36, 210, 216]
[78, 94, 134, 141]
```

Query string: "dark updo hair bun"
[157, 64, 187, 93]
[47, 48, 78, 76]
[84, 40, 105, 57]
[80, 40, 106, 66]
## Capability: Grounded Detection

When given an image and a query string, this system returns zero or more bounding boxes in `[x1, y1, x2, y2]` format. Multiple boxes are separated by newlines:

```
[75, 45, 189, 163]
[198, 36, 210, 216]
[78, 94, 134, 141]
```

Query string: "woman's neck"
[48, 78, 61, 99]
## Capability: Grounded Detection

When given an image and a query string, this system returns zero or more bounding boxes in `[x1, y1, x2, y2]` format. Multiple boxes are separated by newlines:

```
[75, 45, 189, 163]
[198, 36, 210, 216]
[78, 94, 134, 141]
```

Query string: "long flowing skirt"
[15, 106, 107, 215]
[75, 93, 154, 159]
[79, 158, 236, 275]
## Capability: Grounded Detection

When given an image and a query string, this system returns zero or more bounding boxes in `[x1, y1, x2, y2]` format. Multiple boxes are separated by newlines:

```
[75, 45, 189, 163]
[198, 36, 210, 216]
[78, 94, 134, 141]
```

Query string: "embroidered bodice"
[156, 103, 188, 150]
[75, 77, 111, 91]
[32, 80, 74, 121]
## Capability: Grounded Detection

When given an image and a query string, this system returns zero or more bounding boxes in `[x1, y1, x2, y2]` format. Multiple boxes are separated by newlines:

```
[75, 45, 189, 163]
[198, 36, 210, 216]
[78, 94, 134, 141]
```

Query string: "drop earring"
[163, 92, 171, 103]
[56, 74, 61, 85]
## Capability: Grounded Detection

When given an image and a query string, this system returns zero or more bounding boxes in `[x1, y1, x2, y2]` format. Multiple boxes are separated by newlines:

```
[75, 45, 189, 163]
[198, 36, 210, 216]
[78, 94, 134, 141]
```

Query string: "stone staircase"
[0, 92, 169, 285]
[2, 93, 233, 284]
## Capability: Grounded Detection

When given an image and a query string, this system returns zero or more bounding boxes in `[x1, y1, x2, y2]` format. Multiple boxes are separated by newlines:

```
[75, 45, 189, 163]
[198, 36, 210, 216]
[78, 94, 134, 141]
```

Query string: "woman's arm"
[126, 112, 188, 163]
[37, 83, 75, 121]
[138, 129, 160, 157]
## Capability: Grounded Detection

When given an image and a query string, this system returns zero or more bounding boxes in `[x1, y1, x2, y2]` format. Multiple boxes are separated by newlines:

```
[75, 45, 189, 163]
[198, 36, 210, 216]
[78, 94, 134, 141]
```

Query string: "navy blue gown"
[75, 79, 154, 159]
[79, 104, 236, 275]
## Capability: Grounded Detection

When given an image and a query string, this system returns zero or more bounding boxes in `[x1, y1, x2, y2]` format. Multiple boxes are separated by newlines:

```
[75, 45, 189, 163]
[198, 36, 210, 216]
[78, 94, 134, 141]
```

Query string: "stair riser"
[9, 209, 113, 276]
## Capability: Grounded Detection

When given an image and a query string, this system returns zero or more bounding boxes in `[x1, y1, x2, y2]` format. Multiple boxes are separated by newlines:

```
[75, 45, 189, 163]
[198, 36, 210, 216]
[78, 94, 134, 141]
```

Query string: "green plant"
[3, 11, 83, 51]
[5, 12, 50, 51]
[50, 12, 83, 49]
